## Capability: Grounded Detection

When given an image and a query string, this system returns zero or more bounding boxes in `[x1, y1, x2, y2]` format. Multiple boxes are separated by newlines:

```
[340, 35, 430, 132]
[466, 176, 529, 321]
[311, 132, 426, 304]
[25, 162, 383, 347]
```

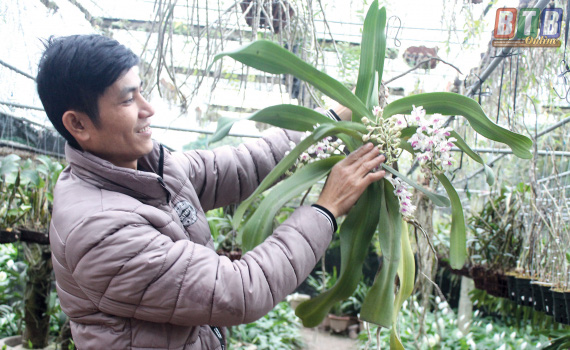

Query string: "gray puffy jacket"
[50, 129, 334, 349]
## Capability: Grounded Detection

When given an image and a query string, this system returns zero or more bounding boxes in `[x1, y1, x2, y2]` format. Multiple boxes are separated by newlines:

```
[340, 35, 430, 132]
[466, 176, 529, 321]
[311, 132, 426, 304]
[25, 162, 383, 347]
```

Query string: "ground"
[300, 327, 359, 350]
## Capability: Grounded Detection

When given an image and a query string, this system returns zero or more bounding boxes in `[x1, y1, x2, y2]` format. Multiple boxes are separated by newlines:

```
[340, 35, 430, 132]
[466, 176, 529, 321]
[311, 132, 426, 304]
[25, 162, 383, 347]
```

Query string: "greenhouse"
[0, 0, 569, 349]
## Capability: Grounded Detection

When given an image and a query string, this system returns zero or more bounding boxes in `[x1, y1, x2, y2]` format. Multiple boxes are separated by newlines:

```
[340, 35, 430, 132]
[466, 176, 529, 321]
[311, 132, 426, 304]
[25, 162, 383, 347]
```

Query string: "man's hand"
[315, 143, 386, 218]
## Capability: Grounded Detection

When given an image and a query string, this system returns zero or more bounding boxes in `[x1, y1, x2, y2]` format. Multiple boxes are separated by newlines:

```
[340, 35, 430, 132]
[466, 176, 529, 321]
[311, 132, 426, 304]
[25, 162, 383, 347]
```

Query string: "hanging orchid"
[210, 1, 532, 348]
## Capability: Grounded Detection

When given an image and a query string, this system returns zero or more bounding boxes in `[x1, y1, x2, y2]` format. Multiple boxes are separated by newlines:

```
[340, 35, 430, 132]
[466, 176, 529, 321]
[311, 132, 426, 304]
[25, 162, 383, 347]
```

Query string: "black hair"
[36, 35, 140, 149]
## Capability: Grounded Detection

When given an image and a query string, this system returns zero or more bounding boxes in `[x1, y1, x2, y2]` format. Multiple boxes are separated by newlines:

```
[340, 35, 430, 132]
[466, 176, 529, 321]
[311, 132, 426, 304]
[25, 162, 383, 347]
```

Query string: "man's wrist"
[331, 104, 352, 121]
[311, 204, 338, 232]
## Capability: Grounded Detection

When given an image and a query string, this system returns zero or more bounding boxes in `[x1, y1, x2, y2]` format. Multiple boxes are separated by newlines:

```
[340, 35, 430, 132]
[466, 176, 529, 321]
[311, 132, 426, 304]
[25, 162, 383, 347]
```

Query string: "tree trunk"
[22, 242, 52, 349]
[412, 176, 436, 339]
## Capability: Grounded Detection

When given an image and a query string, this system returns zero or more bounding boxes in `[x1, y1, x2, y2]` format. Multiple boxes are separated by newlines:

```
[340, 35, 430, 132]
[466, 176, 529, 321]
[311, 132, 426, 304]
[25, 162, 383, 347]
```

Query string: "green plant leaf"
[388, 221, 414, 349]
[360, 179, 402, 327]
[296, 181, 382, 327]
[436, 173, 467, 269]
[381, 164, 450, 207]
[213, 40, 372, 119]
[210, 105, 335, 144]
[232, 122, 367, 229]
[449, 130, 494, 186]
[242, 156, 343, 251]
[393, 221, 414, 324]
[375, 7, 387, 88]
[354, 0, 378, 109]
[383, 92, 533, 159]
[0, 154, 21, 177]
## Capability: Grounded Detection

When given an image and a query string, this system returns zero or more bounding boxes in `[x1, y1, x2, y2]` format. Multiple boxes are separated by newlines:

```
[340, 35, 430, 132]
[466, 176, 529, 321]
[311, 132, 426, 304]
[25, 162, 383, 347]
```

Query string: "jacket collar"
[65, 141, 169, 205]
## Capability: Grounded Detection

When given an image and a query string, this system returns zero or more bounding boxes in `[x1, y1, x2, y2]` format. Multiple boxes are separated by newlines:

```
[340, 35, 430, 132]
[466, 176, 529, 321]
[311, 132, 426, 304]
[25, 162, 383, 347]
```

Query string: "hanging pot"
[485, 272, 509, 298]
[531, 282, 544, 312]
[552, 289, 568, 324]
[506, 275, 517, 302]
[540, 284, 554, 316]
[470, 265, 486, 291]
[564, 291, 570, 324]
[514, 277, 533, 307]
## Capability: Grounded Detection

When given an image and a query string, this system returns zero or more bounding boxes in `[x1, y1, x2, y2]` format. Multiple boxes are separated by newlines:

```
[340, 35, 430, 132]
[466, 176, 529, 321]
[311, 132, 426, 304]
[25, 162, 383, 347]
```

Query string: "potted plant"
[0, 154, 65, 349]
[209, 1, 532, 346]
[467, 183, 527, 299]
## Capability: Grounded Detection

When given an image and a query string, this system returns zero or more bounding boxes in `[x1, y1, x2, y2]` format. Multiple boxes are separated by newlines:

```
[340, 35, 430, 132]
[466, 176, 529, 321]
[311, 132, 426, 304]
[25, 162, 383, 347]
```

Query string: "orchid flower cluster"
[407, 105, 457, 175]
[386, 176, 416, 221]
[284, 134, 344, 177]
[360, 106, 405, 164]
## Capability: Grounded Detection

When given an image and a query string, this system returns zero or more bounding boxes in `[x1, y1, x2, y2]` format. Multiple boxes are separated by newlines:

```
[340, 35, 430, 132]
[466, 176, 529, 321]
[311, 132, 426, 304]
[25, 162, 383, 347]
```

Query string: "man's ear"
[62, 111, 91, 143]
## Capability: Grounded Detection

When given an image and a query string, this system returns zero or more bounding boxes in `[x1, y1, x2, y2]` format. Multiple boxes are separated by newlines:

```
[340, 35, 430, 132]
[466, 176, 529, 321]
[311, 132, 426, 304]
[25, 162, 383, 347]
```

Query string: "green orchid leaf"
[210, 104, 335, 144]
[389, 221, 414, 349]
[381, 164, 450, 207]
[213, 40, 372, 119]
[393, 221, 414, 324]
[353, 1, 387, 112]
[399, 126, 417, 140]
[436, 173, 467, 269]
[360, 179, 402, 327]
[296, 181, 382, 327]
[242, 156, 343, 251]
[390, 327, 405, 350]
[449, 130, 495, 186]
[383, 92, 533, 159]
[232, 122, 367, 229]
[375, 6, 387, 88]
[354, 0, 378, 108]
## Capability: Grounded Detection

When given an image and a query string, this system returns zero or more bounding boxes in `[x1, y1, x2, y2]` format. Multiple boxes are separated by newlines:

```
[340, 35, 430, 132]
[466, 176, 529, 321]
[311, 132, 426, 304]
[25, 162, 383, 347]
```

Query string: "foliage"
[467, 183, 529, 271]
[229, 302, 304, 350]
[0, 154, 64, 232]
[206, 207, 236, 252]
[0, 243, 25, 338]
[210, 1, 532, 347]
[358, 296, 550, 350]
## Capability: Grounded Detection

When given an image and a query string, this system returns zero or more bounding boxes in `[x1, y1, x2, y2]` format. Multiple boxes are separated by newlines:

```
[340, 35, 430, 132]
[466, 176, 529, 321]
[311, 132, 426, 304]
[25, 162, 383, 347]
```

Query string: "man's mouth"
[137, 125, 151, 133]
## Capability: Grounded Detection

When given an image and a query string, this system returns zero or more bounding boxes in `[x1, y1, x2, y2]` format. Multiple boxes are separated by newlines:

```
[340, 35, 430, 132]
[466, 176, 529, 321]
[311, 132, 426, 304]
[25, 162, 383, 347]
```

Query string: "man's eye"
[124, 97, 134, 104]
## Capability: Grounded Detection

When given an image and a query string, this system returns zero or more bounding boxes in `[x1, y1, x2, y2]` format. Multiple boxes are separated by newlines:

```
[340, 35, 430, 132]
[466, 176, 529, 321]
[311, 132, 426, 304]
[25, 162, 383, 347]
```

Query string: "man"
[37, 34, 385, 349]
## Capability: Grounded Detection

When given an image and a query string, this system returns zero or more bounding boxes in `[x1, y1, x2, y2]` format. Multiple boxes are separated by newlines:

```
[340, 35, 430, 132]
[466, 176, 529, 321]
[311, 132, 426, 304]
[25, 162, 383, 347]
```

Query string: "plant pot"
[531, 282, 544, 312]
[552, 289, 568, 324]
[287, 293, 310, 311]
[506, 275, 517, 302]
[564, 292, 570, 323]
[0, 228, 20, 243]
[540, 285, 554, 316]
[318, 313, 330, 331]
[0, 335, 55, 349]
[470, 265, 486, 291]
[348, 324, 360, 339]
[514, 277, 533, 307]
[485, 272, 509, 298]
[18, 228, 49, 245]
[328, 314, 352, 333]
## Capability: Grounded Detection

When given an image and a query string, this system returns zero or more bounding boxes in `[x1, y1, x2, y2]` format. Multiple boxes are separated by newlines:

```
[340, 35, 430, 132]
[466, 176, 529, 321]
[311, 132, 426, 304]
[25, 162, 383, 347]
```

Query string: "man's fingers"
[345, 143, 374, 164]
[355, 152, 385, 177]
[364, 170, 386, 185]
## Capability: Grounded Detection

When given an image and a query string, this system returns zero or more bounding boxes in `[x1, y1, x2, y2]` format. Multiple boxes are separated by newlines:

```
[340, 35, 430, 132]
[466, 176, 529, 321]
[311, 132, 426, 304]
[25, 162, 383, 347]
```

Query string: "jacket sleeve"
[171, 128, 303, 211]
[66, 205, 333, 326]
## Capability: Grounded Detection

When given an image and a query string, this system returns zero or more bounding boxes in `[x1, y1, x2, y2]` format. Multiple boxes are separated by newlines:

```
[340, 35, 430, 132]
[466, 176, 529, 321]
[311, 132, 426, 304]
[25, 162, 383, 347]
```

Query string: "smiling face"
[75, 66, 155, 169]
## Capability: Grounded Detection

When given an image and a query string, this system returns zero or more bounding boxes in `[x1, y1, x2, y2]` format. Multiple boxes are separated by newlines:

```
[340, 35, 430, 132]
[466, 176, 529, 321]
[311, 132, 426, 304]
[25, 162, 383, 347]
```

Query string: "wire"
[386, 16, 402, 47]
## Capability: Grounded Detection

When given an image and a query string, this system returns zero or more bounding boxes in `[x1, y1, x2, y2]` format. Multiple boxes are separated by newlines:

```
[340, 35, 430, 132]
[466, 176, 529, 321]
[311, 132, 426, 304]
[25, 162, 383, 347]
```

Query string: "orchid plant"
[210, 1, 532, 348]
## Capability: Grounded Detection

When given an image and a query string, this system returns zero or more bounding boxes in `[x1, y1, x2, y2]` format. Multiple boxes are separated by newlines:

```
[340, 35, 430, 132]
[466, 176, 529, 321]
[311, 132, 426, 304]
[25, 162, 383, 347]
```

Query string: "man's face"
[85, 66, 155, 169]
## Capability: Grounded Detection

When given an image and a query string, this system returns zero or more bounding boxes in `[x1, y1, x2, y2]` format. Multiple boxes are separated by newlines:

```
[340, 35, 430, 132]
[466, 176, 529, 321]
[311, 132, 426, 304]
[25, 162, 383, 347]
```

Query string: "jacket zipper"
[157, 177, 171, 203]
[210, 326, 225, 350]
